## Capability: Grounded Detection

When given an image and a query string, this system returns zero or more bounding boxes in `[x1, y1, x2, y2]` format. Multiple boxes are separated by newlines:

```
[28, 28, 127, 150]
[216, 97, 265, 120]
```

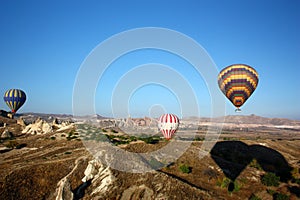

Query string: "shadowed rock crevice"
[73, 180, 91, 200]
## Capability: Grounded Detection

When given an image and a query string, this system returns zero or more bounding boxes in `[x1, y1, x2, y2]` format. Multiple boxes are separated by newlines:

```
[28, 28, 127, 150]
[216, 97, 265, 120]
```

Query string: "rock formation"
[17, 117, 26, 127]
[1, 128, 13, 139]
[22, 118, 53, 135]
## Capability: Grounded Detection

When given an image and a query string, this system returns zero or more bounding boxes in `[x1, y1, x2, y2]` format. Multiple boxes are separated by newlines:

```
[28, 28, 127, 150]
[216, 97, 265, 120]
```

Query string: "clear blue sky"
[0, 0, 299, 119]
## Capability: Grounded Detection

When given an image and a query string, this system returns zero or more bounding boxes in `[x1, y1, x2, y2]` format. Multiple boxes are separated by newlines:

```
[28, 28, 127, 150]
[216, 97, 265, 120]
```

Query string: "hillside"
[0, 114, 299, 199]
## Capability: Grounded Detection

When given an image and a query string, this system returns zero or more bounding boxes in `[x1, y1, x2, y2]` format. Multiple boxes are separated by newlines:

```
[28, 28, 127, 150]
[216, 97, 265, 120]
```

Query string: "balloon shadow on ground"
[249, 144, 292, 182]
[210, 141, 292, 192]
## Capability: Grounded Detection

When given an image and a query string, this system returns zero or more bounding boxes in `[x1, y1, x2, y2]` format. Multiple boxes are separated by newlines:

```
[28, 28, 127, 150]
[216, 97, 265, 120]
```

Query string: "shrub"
[194, 137, 204, 141]
[179, 164, 191, 174]
[68, 130, 76, 135]
[111, 129, 118, 133]
[140, 136, 159, 144]
[111, 139, 129, 146]
[66, 132, 78, 141]
[291, 167, 300, 184]
[129, 136, 137, 142]
[266, 189, 276, 195]
[273, 193, 289, 200]
[249, 194, 262, 200]
[232, 181, 242, 192]
[15, 143, 27, 149]
[216, 177, 230, 188]
[216, 177, 242, 192]
[249, 159, 262, 170]
[261, 172, 280, 186]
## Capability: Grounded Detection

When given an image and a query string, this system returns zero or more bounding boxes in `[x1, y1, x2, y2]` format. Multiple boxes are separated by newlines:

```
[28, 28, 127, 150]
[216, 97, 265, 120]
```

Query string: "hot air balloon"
[3, 89, 26, 114]
[218, 64, 259, 112]
[158, 114, 179, 140]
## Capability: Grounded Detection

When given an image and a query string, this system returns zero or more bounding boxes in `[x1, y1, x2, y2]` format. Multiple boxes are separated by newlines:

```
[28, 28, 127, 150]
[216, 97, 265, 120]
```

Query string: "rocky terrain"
[0, 113, 299, 200]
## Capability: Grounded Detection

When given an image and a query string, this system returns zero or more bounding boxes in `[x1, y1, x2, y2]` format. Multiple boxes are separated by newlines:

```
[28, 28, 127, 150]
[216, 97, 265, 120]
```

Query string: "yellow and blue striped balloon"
[3, 89, 26, 113]
[218, 64, 259, 111]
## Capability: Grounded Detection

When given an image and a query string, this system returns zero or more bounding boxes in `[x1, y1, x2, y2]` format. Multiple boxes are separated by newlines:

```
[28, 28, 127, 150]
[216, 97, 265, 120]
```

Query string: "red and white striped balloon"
[158, 114, 179, 140]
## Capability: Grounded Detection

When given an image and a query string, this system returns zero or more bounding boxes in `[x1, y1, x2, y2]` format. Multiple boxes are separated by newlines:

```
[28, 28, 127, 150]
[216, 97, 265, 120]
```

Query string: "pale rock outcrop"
[56, 124, 75, 132]
[21, 117, 75, 135]
[54, 157, 115, 200]
[52, 118, 59, 126]
[52, 118, 75, 132]
[55, 156, 87, 200]
[81, 159, 115, 195]
[22, 118, 53, 135]
[17, 117, 26, 127]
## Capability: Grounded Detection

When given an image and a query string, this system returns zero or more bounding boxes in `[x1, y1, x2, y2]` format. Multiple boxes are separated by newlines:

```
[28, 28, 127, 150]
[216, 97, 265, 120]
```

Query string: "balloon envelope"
[218, 64, 258, 111]
[3, 89, 26, 113]
[158, 114, 179, 140]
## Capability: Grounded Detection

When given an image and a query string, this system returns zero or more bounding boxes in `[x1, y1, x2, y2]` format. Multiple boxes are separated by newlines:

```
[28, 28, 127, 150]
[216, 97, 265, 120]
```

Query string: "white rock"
[17, 118, 26, 127]
[56, 124, 75, 132]
[81, 158, 115, 196]
[82, 160, 98, 182]
[22, 119, 53, 135]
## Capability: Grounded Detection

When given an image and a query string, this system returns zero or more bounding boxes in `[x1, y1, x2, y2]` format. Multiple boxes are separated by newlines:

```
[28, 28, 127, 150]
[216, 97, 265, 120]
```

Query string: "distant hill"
[5, 112, 300, 126]
[221, 114, 300, 126]
[14, 113, 107, 123]
[184, 114, 300, 126]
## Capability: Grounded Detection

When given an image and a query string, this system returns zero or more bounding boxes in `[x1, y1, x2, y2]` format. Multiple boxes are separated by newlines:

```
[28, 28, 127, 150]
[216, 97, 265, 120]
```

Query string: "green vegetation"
[111, 129, 118, 133]
[66, 131, 78, 141]
[77, 124, 162, 145]
[291, 167, 299, 177]
[249, 158, 262, 170]
[291, 167, 300, 184]
[222, 137, 238, 141]
[129, 136, 137, 142]
[273, 193, 289, 200]
[216, 177, 242, 192]
[193, 137, 204, 141]
[238, 177, 248, 184]
[179, 164, 192, 174]
[266, 189, 276, 195]
[106, 134, 130, 145]
[216, 177, 231, 188]
[249, 194, 262, 200]
[139, 136, 160, 144]
[261, 172, 280, 186]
